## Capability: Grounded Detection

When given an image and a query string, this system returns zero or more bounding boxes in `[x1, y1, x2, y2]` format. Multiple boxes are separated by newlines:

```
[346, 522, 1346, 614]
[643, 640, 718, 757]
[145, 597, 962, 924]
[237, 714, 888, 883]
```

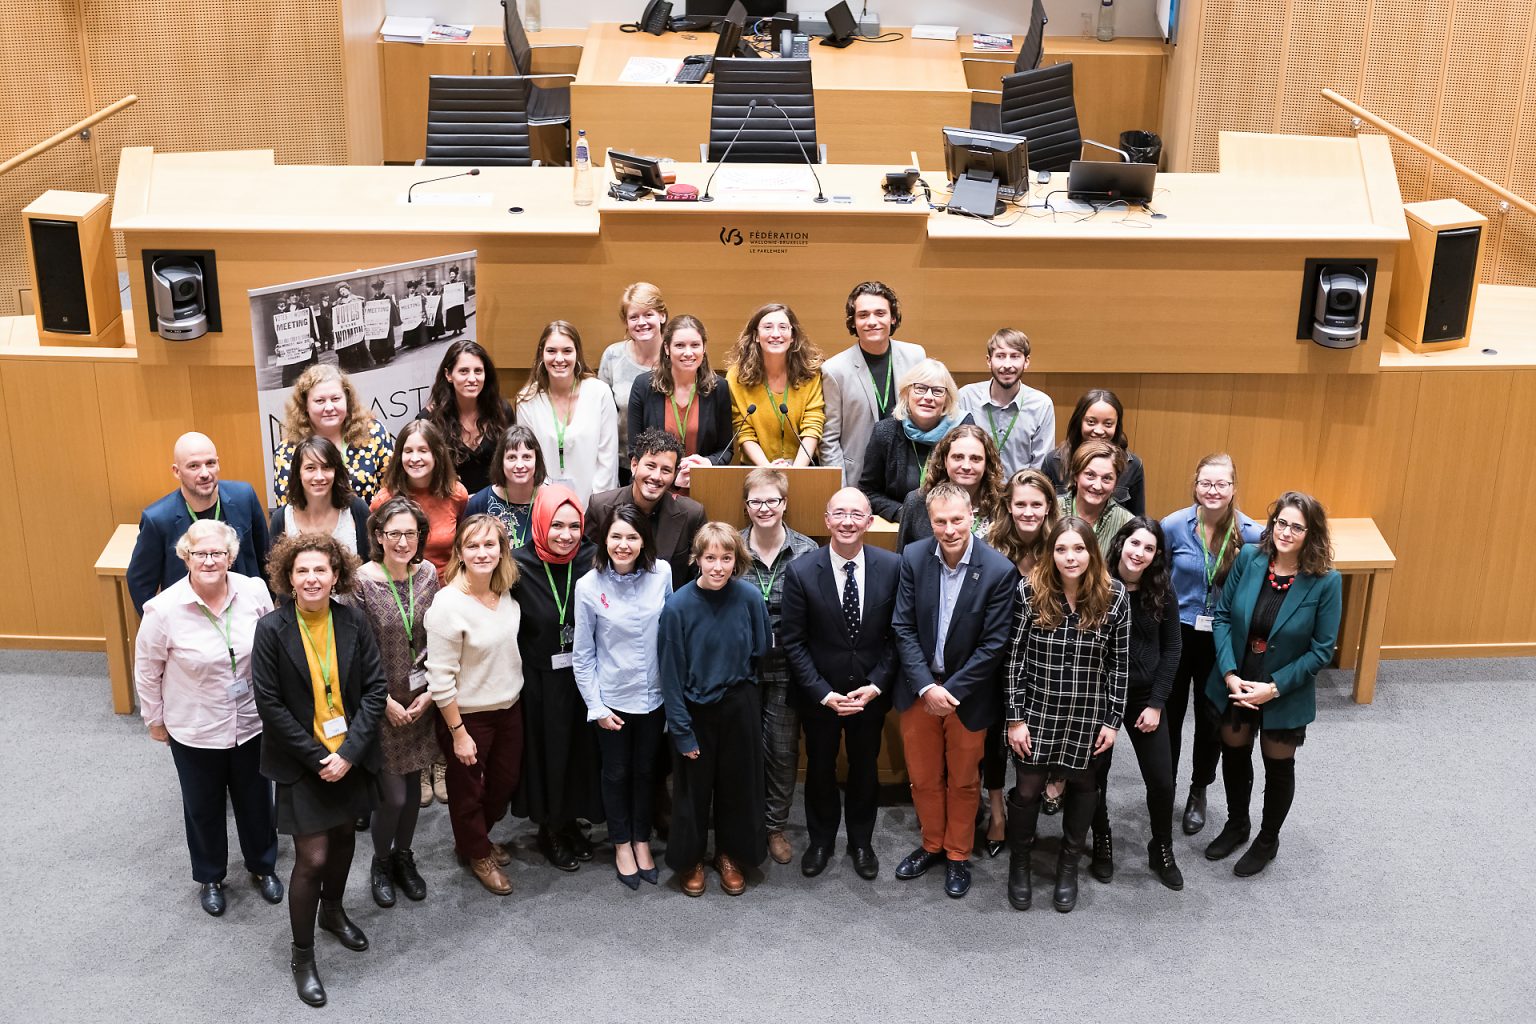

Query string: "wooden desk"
[572, 23, 970, 168]
[94, 524, 140, 715]
[1331, 517, 1396, 704]
[689, 465, 843, 536]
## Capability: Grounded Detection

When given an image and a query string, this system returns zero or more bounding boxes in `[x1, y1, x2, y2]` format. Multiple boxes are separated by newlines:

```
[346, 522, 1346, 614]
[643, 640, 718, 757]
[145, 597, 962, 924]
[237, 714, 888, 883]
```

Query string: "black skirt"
[509, 666, 605, 825]
[276, 769, 380, 836]
[1214, 701, 1308, 747]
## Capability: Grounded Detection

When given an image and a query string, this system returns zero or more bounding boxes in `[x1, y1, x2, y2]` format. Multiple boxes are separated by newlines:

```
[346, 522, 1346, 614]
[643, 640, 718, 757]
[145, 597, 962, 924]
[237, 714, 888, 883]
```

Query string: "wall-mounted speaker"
[1386, 199, 1484, 354]
[22, 191, 125, 348]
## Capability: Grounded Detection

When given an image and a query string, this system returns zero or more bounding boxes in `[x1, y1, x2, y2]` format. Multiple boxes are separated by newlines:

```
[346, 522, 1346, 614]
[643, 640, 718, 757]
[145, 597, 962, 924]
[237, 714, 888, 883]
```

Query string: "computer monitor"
[821, 1, 858, 47]
[608, 151, 667, 199]
[688, 0, 778, 15]
[942, 127, 1029, 218]
[712, 2, 750, 59]
[1066, 160, 1157, 206]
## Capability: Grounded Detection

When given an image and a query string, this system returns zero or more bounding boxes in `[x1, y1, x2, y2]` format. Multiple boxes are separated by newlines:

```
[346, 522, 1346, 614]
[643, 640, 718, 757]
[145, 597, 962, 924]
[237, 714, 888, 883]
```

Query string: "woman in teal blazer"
[1202, 491, 1340, 877]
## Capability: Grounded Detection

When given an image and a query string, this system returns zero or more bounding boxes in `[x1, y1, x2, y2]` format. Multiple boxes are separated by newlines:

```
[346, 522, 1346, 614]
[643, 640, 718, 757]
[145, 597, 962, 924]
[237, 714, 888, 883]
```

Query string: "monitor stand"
[948, 173, 1004, 218]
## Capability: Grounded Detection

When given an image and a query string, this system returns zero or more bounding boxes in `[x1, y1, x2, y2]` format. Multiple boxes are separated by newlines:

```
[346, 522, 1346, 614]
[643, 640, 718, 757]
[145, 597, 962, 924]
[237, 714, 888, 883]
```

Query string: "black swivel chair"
[423, 75, 539, 166]
[998, 61, 1084, 172]
[500, 0, 577, 128]
[966, 0, 1048, 133]
[704, 57, 826, 164]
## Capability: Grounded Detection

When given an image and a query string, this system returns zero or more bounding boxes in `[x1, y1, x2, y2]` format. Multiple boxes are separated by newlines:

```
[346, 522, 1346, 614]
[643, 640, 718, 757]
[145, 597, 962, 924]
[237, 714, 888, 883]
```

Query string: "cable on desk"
[854, 32, 905, 42]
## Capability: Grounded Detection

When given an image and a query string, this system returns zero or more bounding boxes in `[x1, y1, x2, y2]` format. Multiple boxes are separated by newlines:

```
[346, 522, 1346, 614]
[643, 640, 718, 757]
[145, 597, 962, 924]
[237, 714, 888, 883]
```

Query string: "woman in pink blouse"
[135, 519, 283, 918]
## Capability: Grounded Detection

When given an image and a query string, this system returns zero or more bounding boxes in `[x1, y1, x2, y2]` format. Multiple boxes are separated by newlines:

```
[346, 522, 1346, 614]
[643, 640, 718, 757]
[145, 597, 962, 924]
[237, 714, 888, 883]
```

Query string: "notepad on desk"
[911, 24, 959, 41]
[380, 16, 433, 42]
[619, 57, 685, 84]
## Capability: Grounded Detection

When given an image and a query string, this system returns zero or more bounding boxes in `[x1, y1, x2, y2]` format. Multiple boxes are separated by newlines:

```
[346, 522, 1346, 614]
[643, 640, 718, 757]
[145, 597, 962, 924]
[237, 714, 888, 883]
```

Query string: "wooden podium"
[687, 465, 843, 536]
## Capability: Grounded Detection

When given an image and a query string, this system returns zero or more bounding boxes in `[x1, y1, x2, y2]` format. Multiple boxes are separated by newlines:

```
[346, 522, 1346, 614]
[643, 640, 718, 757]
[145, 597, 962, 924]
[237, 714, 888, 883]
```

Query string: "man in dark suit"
[890, 482, 1018, 898]
[584, 428, 705, 589]
[781, 487, 901, 880]
[126, 432, 270, 614]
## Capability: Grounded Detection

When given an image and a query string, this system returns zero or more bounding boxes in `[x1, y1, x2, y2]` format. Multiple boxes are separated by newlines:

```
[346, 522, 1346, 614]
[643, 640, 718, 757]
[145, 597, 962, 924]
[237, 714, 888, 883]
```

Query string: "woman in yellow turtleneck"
[253, 533, 386, 1009]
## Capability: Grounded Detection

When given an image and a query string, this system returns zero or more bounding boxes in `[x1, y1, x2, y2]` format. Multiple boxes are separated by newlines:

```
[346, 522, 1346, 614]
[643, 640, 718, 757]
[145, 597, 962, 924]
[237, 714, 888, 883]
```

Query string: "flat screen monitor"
[689, 0, 778, 16]
[1066, 160, 1157, 205]
[823, 1, 858, 46]
[713, 7, 746, 58]
[942, 126, 1029, 218]
[609, 151, 667, 190]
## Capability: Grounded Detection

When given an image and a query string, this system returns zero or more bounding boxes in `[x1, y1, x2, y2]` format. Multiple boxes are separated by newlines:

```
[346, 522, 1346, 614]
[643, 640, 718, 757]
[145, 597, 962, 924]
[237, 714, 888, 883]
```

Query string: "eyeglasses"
[189, 550, 229, 564]
[383, 530, 420, 542]
[1195, 480, 1233, 493]
[1273, 519, 1308, 536]
[908, 383, 948, 398]
[745, 497, 785, 511]
[826, 510, 870, 524]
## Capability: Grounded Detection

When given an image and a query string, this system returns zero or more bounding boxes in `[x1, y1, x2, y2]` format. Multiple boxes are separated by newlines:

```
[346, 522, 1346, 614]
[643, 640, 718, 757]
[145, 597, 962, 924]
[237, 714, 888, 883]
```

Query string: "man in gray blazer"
[819, 281, 926, 485]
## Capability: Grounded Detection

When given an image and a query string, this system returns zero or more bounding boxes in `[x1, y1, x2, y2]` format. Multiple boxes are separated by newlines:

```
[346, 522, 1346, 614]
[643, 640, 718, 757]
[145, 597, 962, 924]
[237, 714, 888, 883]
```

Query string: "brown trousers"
[899, 704, 987, 861]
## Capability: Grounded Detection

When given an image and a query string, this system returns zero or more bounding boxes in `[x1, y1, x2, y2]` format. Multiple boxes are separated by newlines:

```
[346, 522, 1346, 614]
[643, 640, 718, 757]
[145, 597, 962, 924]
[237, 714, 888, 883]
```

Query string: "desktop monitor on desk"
[942, 127, 1029, 218]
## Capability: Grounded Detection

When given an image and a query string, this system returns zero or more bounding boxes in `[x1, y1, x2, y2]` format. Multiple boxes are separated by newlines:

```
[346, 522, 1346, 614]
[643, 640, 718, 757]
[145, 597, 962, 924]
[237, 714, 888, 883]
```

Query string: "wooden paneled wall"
[0, 0, 381, 317]
[1163, 0, 1536, 285]
[2, 346, 1530, 657]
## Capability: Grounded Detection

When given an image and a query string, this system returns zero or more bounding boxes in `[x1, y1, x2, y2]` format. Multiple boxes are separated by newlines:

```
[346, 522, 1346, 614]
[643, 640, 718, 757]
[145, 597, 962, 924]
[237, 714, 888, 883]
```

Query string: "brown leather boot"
[715, 854, 746, 895]
[680, 863, 707, 897]
[766, 830, 792, 865]
[470, 855, 512, 896]
[490, 842, 513, 867]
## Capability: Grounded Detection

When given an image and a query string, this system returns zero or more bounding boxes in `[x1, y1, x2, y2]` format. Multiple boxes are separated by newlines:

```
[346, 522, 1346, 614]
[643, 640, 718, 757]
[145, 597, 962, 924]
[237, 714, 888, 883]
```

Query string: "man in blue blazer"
[891, 482, 1018, 898]
[780, 488, 902, 881]
[126, 432, 270, 614]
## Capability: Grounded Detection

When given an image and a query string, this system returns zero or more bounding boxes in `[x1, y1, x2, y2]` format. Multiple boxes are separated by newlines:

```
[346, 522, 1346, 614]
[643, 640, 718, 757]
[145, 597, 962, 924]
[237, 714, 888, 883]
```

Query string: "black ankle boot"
[391, 848, 427, 901]
[290, 942, 326, 1007]
[317, 900, 369, 951]
[1204, 818, 1251, 861]
[1148, 838, 1184, 891]
[1089, 828, 1114, 883]
[1233, 834, 1279, 877]
[370, 856, 396, 908]
[1182, 785, 1207, 835]
[1053, 847, 1080, 913]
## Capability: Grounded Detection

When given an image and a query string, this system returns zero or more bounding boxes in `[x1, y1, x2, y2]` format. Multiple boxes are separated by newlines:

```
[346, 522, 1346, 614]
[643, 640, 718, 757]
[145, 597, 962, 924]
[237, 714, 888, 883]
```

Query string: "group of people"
[128, 280, 1342, 1007]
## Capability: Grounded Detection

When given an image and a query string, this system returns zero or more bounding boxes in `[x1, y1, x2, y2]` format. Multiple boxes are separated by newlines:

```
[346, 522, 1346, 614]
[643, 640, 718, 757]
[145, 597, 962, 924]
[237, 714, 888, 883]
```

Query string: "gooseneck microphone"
[701, 100, 760, 202]
[723, 402, 757, 460]
[779, 402, 818, 462]
[407, 168, 481, 204]
[767, 99, 827, 204]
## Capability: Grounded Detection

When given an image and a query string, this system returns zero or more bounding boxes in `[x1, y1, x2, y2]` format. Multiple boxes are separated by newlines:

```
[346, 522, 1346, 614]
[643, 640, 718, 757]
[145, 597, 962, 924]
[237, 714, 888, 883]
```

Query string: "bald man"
[779, 487, 902, 880]
[126, 433, 270, 614]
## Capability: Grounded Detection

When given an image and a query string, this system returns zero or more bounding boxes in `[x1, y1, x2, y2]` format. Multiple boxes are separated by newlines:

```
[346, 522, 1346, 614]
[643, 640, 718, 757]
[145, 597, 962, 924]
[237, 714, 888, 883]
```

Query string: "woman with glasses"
[135, 520, 281, 917]
[1202, 492, 1341, 877]
[1041, 388, 1146, 517]
[857, 359, 971, 526]
[739, 468, 818, 867]
[726, 304, 826, 468]
[1160, 453, 1262, 835]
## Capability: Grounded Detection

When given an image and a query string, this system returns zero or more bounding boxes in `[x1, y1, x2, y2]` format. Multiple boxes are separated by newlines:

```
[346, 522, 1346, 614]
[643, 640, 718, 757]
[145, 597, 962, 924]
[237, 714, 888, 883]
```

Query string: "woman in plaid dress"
[1002, 516, 1130, 914]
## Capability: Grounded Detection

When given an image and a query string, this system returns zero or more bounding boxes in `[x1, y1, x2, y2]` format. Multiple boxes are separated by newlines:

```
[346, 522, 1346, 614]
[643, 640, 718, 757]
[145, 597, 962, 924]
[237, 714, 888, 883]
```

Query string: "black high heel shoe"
[632, 842, 660, 885]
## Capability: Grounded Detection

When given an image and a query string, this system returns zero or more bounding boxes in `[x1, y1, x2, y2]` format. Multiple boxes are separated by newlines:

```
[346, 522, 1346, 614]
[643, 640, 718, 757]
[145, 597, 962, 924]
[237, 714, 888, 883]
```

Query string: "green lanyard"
[762, 382, 791, 444]
[670, 384, 697, 446]
[298, 610, 340, 713]
[868, 357, 894, 416]
[196, 600, 236, 679]
[984, 403, 1021, 452]
[910, 440, 928, 489]
[186, 494, 222, 522]
[550, 395, 570, 472]
[751, 555, 783, 604]
[383, 566, 417, 656]
[1197, 511, 1236, 610]
[542, 560, 574, 635]
[1066, 495, 1110, 541]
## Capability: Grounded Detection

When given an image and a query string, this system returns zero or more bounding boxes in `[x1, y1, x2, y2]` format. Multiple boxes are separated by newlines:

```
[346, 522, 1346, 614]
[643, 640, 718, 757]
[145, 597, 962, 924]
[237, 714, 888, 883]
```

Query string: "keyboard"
[674, 57, 711, 83]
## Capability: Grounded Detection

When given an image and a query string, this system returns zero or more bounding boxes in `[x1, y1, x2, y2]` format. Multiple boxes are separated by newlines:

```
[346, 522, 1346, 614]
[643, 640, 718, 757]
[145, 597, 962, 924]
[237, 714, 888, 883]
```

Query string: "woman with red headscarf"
[511, 486, 605, 870]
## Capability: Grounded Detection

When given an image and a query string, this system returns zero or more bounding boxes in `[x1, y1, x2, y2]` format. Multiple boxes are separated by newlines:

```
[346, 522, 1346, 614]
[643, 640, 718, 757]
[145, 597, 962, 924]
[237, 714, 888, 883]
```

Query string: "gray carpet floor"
[3, 650, 1531, 1022]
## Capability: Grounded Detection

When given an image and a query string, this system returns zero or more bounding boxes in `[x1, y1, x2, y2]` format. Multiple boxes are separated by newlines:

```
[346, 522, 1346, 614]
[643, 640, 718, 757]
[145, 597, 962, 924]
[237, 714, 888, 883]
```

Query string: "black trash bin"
[1120, 130, 1163, 168]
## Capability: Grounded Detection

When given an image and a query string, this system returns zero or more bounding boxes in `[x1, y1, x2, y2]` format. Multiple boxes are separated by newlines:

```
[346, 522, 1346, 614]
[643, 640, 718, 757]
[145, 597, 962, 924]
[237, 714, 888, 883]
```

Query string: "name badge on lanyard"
[1194, 614, 1214, 633]
[322, 716, 349, 739]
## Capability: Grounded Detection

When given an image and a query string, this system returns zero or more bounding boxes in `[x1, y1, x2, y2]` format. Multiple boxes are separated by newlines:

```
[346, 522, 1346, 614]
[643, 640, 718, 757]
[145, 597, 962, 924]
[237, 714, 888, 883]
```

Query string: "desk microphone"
[779, 402, 818, 463]
[407, 168, 480, 203]
[701, 100, 760, 202]
[723, 403, 756, 459]
[767, 99, 827, 204]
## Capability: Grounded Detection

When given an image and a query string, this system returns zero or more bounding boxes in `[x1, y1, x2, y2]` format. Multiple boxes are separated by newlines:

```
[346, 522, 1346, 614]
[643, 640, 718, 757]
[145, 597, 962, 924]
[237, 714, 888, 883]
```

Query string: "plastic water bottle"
[1096, 0, 1116, 41]
[523, 0, 541, 32]
[573, 130, 593, 206]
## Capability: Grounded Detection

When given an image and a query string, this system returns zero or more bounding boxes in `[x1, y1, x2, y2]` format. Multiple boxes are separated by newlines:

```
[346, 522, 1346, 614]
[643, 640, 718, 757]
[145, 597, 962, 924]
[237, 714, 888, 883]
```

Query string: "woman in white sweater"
[516, 320, 618, 504]
[425, 513, 525, 896]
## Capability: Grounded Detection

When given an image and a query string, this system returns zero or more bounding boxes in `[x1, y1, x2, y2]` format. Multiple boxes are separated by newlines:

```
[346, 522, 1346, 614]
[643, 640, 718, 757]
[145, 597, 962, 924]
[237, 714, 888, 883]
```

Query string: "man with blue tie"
[780, 488, 901, 880]
[126, 432, 270, 614]
[890, 482, 1017, 898]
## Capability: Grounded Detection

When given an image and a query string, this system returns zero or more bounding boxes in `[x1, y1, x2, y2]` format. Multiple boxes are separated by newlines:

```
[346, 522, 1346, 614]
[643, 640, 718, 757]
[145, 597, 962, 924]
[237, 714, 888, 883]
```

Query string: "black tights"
[1219, 721, 1299, 842]
[1091, 703, 1175, 844]
[289, 824, 356, 947]
[370, 771, 422, 861]
[1012, 764, 1096, 854]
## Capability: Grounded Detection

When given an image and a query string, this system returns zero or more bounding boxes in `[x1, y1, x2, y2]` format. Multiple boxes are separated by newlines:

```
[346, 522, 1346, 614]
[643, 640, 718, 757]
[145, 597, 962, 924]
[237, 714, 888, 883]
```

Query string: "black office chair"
[704, 57, 825, 164]
[966, 0, 1047, 133]
[500, 0, 574, 127]
[423, 75, 538, 166]
[998, 61, 1084, 172]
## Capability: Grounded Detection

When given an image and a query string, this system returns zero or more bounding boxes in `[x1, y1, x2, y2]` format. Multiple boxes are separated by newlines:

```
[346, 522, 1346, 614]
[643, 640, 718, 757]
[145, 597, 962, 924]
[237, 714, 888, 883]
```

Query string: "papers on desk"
[971, 32, 1014, 51]
[395, 193, 495, 207]
[712, 165, 819, 202]
[380, 16, 433, 43]
[427, 24, 473, 42]
[619, 57, 684, 84]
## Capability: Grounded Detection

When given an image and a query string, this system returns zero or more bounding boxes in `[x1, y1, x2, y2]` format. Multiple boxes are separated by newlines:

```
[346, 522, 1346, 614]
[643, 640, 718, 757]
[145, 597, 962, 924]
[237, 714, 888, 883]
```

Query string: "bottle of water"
[573, 130, 593, 206]
[524, 0, 541, 33]
[1096, 0, 1116, 41]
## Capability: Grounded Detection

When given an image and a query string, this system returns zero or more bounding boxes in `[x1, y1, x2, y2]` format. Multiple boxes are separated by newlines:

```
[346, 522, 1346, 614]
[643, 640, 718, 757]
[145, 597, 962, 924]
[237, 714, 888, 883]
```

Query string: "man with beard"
[956, 327, 1054, 476]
